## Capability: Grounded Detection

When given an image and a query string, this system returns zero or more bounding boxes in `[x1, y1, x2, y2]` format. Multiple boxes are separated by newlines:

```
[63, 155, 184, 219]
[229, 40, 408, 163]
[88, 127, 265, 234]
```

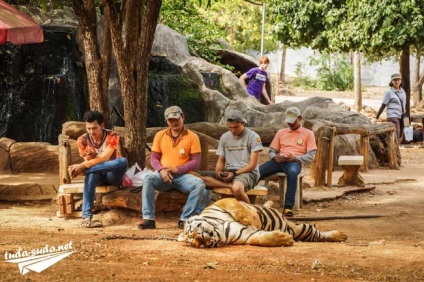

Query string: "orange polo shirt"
[269, 126, 316, 157]
[151, 128, 201, 168]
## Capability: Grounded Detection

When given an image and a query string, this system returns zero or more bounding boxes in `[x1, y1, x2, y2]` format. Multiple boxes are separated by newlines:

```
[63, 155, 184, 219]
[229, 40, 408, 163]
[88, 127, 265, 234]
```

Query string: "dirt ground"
[1, 87, 424, 281]
[0, 146, 423, 281]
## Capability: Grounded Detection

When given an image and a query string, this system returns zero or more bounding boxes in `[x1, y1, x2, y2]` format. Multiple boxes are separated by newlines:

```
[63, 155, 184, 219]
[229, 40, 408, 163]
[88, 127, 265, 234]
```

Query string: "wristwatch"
[233, 171, 238, 176]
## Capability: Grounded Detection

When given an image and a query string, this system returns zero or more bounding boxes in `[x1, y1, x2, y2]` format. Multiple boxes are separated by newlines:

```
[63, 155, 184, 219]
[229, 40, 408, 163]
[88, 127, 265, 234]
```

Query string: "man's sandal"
[81, 218, 103, 228]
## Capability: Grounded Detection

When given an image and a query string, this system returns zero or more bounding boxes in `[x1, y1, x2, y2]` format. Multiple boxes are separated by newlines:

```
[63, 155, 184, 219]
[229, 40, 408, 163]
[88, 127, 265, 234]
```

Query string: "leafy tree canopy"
[197, 0, 279, 53]
[270, 0, 424, 61]
[160, 0, 226, 63]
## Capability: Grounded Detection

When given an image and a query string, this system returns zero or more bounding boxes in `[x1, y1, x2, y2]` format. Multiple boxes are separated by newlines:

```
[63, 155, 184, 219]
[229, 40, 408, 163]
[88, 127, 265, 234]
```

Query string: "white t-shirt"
[217, 128, 263, 175]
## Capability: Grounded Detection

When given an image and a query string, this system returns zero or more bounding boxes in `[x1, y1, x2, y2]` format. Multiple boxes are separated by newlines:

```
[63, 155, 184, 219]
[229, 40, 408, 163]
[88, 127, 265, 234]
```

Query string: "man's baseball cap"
[164, 106, 183, 120]
[284, 107, 301, 124]
[226, 110, 247, 123]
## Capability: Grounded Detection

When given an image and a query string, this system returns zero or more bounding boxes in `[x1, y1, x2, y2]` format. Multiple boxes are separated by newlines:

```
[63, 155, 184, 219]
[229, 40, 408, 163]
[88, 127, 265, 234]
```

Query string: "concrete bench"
[56, 183, 118, 218]
[211, 185, 268, 204]
[263, 172, 304, 210]
[338, 155, 365, 187]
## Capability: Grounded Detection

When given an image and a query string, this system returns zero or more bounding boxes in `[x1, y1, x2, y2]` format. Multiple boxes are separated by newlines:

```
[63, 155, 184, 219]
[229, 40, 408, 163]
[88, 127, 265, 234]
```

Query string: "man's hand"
[159, 168, 174, 183]
[68, 163, 86, 179]
[216, 171, 233, 183]
[166, 167, 180, 175]
[274, 153, 294, 163]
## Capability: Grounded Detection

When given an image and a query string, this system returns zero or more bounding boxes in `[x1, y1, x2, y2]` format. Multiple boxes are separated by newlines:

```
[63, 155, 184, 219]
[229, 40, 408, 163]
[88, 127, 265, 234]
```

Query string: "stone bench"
[263, 172, 304, 210]
[337, 155, 365, 187]
[56, 183, 118, 218]
[211, 185, 268, 204]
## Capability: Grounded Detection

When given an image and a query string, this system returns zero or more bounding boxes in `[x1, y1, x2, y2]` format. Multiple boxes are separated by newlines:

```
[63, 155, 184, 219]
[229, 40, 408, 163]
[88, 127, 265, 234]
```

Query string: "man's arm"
[150, 151, 163, 172]
[268, 147, 279, 160]
[295, 149, 317, 165]
[176, 153, 201, 174]
[375, 104, 386, 119]
[261, 84, 273, 104]
[69, 146, 115, 179]
[239, 73, 248, 88]
[215, 155, 226, 174]
[236, 150, 260, 175]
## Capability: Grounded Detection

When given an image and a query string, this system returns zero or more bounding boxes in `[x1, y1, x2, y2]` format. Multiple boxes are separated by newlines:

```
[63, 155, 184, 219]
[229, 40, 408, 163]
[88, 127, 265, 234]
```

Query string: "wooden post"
[59, 140, 71, 185]
[360, 135, 369, 172]
[326, 127, 336, 188]
[313, 126, 330, 187]
[387, 131, 399, 170]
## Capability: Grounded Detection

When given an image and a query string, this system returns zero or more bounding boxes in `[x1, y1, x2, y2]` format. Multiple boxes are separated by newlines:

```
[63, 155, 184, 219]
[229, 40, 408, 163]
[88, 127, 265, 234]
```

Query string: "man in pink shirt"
[259, 107, 317, 217]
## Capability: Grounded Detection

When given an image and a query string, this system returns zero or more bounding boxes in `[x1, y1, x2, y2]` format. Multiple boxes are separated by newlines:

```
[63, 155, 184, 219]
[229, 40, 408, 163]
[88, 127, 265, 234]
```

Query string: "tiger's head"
[177, 215, 222, 248]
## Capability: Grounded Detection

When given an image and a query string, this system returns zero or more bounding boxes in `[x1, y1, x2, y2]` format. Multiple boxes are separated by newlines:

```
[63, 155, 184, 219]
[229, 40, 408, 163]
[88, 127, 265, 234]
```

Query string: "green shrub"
[294, 53, 354, 91]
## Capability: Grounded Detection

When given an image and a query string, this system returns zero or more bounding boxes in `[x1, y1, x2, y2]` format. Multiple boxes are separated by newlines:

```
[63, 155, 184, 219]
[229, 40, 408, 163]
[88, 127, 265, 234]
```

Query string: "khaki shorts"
[197, 170, 258, 191]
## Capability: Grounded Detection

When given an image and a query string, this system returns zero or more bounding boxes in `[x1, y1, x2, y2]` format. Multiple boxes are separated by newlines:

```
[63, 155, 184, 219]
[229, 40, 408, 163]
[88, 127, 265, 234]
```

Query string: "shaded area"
[147, 56, 204, 127]
[0, 26, 87, 144]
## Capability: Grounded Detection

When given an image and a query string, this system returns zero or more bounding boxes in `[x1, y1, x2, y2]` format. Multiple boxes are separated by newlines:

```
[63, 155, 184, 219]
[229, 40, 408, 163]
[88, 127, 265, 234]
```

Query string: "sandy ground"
[0, 146, 423, 281]
[1, 86, 424, 281]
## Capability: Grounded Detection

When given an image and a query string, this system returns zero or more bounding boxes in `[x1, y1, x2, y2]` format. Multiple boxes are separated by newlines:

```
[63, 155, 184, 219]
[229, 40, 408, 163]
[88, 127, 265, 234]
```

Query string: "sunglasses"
[393, 78, 401, 81]
[227, 118, 242, 123]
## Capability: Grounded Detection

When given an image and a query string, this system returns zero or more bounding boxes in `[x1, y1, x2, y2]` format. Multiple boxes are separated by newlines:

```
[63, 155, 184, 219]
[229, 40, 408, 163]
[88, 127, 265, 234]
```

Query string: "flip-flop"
[81, 218, 103, 228]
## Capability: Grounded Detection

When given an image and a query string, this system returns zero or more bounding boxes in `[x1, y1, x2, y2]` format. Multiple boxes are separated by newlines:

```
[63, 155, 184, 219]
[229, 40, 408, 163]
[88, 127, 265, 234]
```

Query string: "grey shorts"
[197, 170, 259, 191]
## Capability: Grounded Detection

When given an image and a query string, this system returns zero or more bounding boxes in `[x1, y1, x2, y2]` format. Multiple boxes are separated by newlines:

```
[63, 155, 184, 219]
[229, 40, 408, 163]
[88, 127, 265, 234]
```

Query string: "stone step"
[338, 155, 364, 165]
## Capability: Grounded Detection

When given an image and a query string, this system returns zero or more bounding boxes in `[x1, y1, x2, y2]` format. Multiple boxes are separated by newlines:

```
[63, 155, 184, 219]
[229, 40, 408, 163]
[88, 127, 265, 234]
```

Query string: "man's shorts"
[197, 170, 259, 191]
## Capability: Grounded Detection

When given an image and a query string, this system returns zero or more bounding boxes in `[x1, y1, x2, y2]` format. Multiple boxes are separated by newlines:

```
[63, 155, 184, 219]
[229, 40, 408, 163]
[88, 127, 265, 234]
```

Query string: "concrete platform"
[0, 173, 59, 201]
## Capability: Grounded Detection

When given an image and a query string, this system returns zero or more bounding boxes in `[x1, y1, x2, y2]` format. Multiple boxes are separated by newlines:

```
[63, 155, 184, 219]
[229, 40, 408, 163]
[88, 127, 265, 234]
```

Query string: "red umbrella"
[0, 0, 44, 45]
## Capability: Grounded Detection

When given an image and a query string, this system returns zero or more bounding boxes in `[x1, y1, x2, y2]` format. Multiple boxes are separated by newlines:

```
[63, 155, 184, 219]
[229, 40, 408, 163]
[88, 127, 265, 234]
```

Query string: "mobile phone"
[220, 172, 229, 177]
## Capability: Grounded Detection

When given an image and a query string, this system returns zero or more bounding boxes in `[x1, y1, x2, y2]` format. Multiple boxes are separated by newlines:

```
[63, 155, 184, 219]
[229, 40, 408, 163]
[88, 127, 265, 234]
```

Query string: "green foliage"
[160, 0, 226, 64]
[270, 0, 333, 50]
[270, 0, 424, 60]
[292, 62, 315, 89]
[293, 53, 353, 91]
[198, 0, 279, 53]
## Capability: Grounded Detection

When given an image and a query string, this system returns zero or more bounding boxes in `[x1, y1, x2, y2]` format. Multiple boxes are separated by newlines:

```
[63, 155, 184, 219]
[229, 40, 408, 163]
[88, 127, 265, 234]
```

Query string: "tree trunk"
[412, 52, 423, 107]
[134, 0, 162, 168]
[400, 46, 411, 115]
[353, 51, 362, 112]
[99, 15, 112, 126]
[103, 0, 162, 167]
[72, 0, 111, 126]
[279, 45, 287, 83]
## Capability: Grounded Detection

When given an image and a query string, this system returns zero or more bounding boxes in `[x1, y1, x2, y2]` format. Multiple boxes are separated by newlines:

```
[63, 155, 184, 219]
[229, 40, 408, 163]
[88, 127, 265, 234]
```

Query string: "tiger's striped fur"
[178, 198, 347, 248]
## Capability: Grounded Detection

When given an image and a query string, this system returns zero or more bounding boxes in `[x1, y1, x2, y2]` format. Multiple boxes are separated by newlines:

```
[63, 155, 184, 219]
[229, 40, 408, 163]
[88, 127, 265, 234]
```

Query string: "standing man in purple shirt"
[239, 56, 274, 105]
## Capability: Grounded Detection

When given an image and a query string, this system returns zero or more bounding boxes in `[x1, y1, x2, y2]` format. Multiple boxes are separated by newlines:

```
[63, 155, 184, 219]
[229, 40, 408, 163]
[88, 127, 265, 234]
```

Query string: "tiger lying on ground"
[178, 198, 347, 248]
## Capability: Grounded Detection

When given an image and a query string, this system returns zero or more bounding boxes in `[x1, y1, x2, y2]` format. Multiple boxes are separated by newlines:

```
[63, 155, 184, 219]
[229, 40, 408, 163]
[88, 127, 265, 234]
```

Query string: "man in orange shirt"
[138, 106, 206, 230]
[259, 107, 317, 217]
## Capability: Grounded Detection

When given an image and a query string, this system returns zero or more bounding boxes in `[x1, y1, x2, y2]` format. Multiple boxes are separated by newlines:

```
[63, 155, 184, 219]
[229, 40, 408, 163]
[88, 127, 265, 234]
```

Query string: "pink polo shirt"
[269, 126, 316, 157]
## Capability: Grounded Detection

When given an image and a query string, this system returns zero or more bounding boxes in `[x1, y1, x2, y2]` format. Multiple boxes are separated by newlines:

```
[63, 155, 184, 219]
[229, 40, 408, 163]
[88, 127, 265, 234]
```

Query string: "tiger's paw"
[325, 230, 348, 242]
[248, 230, 294, 247]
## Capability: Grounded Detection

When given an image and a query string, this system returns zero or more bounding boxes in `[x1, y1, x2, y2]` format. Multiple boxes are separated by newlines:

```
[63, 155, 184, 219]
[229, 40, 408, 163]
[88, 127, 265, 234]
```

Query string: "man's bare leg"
[232, 181, 250, 204]
[199, 176, 232, 188]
